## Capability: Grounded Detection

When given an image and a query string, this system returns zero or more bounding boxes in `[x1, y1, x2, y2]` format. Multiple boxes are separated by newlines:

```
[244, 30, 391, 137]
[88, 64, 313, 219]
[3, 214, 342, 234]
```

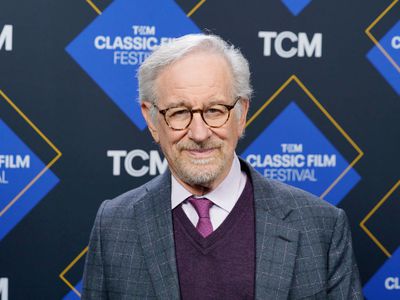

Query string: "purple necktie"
[188, 197, 214, 238]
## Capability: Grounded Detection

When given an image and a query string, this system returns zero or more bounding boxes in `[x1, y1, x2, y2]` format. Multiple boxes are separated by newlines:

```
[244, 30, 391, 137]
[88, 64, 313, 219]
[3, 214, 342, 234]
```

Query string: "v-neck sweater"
[172, 177, 255, 300]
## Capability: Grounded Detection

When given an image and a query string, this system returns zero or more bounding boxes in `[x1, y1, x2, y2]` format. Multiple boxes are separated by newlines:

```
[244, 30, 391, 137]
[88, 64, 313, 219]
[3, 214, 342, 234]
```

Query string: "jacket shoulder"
[268, 178, 337, 212]
[246, 160, 342, 224]
[98, 172, 169, 220]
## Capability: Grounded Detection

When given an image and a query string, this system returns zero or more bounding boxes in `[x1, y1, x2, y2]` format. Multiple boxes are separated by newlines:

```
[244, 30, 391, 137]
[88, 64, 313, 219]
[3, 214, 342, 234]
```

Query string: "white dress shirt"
[171, 154, 247, 230]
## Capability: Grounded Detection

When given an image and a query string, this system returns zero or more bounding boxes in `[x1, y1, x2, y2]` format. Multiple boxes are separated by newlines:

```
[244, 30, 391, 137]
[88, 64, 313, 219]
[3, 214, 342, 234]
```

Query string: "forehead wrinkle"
[163, 99, 187, 108]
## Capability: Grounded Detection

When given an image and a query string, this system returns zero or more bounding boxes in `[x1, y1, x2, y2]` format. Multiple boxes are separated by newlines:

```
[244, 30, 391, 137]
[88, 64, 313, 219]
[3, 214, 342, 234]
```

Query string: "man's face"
[142, 51, 248, 191]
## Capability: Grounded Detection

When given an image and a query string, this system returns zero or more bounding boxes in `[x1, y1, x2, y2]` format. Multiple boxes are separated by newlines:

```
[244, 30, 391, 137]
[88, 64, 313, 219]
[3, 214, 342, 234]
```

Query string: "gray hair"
[137, 34, 253, 106]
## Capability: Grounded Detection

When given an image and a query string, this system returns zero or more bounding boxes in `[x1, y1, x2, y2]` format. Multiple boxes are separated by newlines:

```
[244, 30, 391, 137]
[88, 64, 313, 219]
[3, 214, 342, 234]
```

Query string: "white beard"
[171, 139, 228, 187]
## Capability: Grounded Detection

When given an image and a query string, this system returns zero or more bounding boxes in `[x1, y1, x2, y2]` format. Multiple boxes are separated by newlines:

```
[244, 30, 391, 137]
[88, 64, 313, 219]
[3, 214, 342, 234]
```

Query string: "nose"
[187, 112, 212, 142]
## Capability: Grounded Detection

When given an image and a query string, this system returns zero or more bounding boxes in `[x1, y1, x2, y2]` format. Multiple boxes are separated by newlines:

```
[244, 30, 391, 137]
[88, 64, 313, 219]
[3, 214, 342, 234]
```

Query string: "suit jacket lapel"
[248, 165, 300, 300]
[135, 171, 180, 299]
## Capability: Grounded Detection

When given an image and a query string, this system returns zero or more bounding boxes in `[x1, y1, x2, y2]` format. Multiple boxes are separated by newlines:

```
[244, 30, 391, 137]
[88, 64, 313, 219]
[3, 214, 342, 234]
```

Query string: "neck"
[176, 179, 212, 196]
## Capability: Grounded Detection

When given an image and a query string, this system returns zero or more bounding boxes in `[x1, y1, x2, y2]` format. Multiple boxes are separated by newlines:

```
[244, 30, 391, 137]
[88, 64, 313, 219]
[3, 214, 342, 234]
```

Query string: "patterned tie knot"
[188, 197, 213, 218]
[188, 197, 213, 237]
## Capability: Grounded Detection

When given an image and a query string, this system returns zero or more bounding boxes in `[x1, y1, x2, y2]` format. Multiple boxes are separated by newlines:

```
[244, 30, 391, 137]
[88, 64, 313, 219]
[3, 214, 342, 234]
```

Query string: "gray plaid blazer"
[82, 160, 363, 299]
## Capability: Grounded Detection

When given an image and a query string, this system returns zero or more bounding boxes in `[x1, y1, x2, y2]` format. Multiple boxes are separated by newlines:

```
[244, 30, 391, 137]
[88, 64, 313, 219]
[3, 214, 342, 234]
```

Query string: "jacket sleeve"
[327, 208, 364, 299]
[81, 200, 109, 300]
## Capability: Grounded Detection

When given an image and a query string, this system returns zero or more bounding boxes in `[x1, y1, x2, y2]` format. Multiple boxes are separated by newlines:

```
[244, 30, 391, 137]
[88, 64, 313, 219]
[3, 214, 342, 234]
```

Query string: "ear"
[141, 101, 160, 143]
[237, 98, 249, 136]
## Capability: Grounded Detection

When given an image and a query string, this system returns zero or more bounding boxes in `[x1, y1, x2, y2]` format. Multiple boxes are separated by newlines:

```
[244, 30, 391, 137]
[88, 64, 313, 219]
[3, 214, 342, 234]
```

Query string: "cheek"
[158, 130, 186, 154]
[223, 123, 241, 143]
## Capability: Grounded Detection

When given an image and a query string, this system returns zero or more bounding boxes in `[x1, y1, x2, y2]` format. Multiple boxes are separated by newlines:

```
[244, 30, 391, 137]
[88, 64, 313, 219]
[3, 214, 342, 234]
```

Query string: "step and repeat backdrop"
[1, 0, 399, 299]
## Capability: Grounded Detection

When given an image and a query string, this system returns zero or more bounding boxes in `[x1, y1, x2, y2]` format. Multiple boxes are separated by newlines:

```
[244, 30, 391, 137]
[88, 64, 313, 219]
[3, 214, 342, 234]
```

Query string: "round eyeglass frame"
[153, 97, 241, 131]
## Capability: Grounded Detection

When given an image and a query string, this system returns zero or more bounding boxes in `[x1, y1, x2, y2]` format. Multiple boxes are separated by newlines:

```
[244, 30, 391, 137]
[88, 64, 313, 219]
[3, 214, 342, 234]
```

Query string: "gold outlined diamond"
[246, 75, 364, 199]
[0, 90, 62, 217]
[365, 0, 399, 72]
[360, 180, 400, 258]
[60, 247, 88, 297]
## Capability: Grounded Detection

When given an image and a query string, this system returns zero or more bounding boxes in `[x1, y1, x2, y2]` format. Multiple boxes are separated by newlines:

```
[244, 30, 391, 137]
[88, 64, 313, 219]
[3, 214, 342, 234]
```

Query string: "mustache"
[177, 140, 223, 151]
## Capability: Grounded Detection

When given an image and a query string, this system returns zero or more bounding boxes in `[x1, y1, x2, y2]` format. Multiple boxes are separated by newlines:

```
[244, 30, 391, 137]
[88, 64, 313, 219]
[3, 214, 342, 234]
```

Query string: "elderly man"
[82, 34, 363, 299]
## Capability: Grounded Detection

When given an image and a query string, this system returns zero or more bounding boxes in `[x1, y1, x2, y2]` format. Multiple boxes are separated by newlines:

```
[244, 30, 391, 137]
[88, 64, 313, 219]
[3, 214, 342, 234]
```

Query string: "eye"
[167, 107, 190, 119]
[205, 105, 227, 118]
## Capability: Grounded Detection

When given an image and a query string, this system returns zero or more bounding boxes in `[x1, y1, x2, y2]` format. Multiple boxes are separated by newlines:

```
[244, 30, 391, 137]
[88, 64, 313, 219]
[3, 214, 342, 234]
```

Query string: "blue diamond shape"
[281, 0, 312, 16]
[0, 118, 59, 240]
[241, 102, 360, 205]
[66, 0, 201, 130]
[367, 20, 400, 96]
[364, 246, 400, 299]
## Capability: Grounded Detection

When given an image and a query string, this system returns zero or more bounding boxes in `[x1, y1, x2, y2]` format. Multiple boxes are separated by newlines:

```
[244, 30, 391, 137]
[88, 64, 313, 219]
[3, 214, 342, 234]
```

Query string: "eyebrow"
[165, 100, 188, 108]
[166, 98, 229, 109]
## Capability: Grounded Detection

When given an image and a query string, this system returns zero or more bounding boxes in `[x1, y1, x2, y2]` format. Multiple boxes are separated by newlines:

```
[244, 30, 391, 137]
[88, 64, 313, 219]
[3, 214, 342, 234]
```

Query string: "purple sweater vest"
[172, 178, 255, 300]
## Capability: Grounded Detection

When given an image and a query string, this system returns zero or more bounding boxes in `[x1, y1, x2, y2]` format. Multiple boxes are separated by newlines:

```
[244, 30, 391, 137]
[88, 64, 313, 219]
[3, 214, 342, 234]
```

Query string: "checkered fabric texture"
[82, 160, 363, 299]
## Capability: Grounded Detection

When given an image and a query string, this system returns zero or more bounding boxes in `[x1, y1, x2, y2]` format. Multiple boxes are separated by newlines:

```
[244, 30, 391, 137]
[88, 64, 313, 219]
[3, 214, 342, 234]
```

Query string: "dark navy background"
[0, 0, 399, 299]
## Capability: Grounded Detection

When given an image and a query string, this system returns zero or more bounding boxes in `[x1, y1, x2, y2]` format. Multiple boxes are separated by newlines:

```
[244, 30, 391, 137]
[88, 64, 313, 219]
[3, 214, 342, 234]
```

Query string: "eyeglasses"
[153, 98, 241, 131]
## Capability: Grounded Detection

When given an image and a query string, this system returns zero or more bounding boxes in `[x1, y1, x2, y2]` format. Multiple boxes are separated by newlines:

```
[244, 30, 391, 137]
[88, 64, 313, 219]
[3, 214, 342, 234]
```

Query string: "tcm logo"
[385, 277, 400, 290]
[107, 149, 167, 177]
[0, 25, 13, 51]
[246, 143, 336, 182]
[93, 25, 174, 66]
[245, 144, 336, 182]
[0, 278, 8, 300]
[241, 102, 360, 206]
[258, 31, 322, 58]
[66, 0, 200, 130]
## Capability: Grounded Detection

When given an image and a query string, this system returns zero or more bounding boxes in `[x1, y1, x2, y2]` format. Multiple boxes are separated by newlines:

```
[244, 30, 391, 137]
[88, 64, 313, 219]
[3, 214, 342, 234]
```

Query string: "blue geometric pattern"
[364, 246, 400, 299]
[241, 102, 360, 206]
[367, 21, 400, 96]
[281, 0, 312, 16]
[0, 118, 59, 240]
[66, 0, 201, 130]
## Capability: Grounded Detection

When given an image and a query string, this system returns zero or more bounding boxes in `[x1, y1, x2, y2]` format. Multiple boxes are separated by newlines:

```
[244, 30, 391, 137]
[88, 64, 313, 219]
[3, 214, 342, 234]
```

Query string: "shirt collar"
[171, 154, 244, 213]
